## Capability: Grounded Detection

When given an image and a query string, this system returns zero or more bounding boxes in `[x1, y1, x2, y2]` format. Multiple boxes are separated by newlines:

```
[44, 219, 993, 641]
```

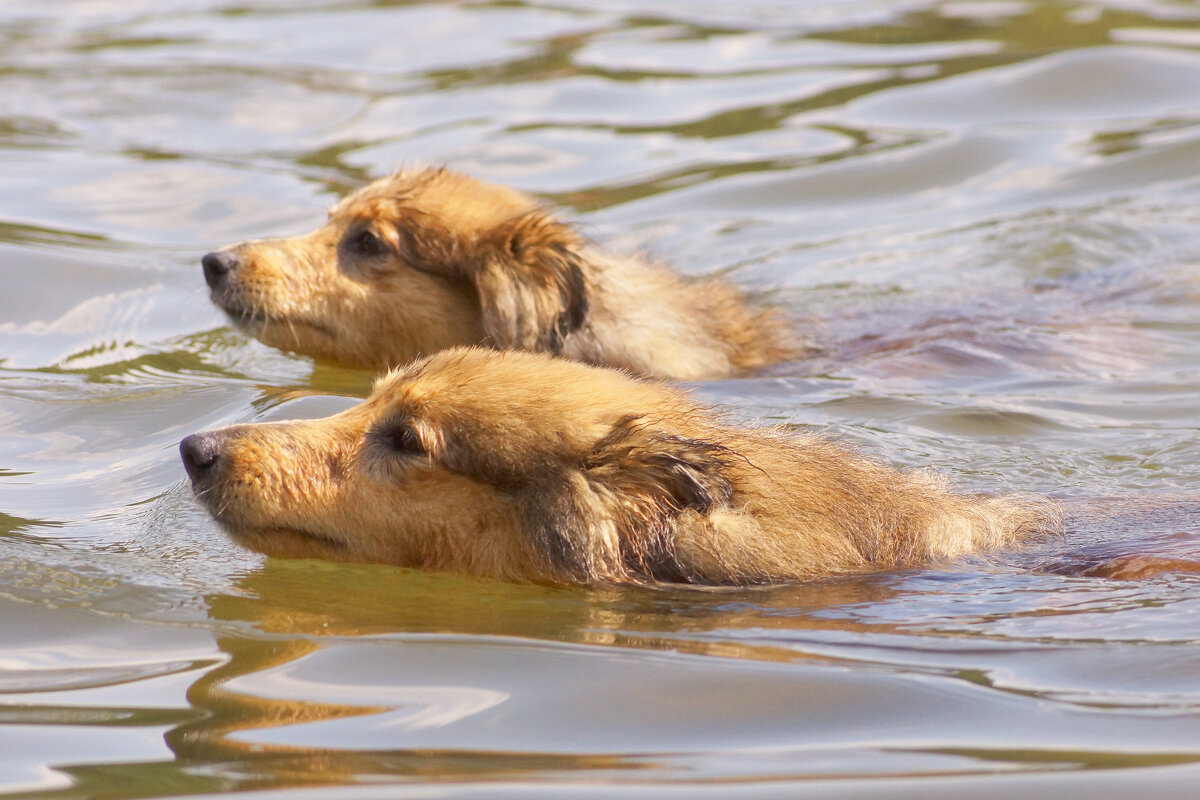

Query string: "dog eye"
[380, 423, 423, 455]
[349, 229, 389, 257]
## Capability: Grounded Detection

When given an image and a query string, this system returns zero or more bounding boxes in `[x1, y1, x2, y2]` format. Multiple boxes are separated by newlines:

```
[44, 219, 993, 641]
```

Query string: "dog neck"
[561, 247, 797, 381]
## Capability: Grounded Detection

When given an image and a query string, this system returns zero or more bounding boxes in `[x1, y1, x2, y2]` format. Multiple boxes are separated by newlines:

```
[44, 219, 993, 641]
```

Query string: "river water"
[2, 1, 1200, 797]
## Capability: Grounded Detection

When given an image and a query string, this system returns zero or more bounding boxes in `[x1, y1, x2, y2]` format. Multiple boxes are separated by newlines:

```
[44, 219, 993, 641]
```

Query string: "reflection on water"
[1, 0, 1200, 797]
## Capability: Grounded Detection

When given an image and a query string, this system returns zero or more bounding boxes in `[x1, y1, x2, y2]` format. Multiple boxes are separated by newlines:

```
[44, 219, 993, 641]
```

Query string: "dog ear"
[584, 417, 736, 517]
[473, 212, 589, 354]
[523, 416, 737, 583]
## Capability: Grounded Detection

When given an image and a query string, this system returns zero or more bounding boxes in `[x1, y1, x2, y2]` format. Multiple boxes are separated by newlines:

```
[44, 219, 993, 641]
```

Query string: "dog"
[200, 167, 798, 380]
[180, 347, 1057, 585]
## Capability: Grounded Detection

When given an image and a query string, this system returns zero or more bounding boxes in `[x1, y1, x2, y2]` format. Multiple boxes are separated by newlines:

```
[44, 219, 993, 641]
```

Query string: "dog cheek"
[347, 274, 480, 364]
[243, 235, 345, 313]
[232, 433, 348, 522]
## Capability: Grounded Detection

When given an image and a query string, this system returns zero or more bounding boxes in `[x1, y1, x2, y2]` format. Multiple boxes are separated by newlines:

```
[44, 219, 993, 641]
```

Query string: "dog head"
[202, 168, 589, 369]
[181, 347, 738, 584]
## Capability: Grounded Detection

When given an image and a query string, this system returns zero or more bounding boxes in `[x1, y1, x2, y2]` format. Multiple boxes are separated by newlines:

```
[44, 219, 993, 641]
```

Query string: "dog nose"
[201, 251, 239, 289]
[180, 432, 225, 482]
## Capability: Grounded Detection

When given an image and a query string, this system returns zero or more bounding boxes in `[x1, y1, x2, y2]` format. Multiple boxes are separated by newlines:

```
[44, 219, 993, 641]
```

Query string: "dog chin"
[210, 292, 266, 330]
[227, 524, 350, 559]
[189, 491, 343, 554]
[214, 298, 345, 353]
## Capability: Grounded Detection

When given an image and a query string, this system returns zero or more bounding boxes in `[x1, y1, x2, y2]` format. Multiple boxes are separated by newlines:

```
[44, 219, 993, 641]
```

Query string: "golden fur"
[181, 347, 1058, 586]
[202, 167, 796, 380]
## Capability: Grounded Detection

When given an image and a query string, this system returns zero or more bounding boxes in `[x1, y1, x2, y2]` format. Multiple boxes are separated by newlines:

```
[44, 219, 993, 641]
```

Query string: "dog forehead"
[369, 348, 581, 408]
[331, 168, 539, 231]
[365, 348, 678, 432]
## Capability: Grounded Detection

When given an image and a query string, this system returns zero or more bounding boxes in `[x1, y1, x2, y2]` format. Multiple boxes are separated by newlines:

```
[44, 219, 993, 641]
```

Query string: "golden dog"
[201, 167, 796, 380]
[180, 347, 1057, 585]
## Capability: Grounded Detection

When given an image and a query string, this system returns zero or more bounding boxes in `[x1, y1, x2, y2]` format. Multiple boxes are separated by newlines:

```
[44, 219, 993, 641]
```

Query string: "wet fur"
[204, 167, 798, 380]
[183, 347, 1059, 586]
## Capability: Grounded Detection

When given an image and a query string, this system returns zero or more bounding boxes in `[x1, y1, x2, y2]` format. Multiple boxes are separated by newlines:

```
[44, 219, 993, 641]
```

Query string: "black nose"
[180, 432, 225, 482]
[201, 251, 239, 289]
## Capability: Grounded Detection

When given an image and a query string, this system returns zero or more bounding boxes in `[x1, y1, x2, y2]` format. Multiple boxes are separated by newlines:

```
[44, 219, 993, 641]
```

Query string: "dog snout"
[180, 431, 228, 483]
[201, 250, 239, 289]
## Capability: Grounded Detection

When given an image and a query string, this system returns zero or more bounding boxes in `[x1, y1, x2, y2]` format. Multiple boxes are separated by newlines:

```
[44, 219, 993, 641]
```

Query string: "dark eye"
[377, 422, 423, 455]
[349, 229, 389, 257]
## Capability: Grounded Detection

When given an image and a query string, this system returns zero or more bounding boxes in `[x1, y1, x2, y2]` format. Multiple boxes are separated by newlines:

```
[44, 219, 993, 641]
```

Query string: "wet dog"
[201, 167, 797, 380]
[180, 347, 1056, 585]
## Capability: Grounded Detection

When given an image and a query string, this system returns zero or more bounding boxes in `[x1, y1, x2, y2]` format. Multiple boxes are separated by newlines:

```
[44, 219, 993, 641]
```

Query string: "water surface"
[2, 1, 1200, 797]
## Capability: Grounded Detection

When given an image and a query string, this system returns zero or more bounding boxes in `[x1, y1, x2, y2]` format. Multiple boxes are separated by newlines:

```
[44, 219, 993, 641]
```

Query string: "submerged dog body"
[202, 168, 795, 380]
[181, 348, 1056, 585]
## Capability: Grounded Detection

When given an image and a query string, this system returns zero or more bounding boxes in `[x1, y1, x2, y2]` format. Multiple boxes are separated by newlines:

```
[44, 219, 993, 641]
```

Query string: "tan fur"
[204, 167, 797, 380]
[181, 347, 1059, 586]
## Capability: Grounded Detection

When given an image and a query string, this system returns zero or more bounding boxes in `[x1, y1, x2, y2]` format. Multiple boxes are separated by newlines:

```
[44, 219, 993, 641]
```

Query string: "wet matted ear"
[584, 417, 736, 517]
[506, 416, 738, 584]
[473, 212, 589, 353]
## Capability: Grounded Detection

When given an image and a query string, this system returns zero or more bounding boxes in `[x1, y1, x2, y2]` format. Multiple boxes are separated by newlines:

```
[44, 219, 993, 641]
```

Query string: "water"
[1, 0, 1199, 797]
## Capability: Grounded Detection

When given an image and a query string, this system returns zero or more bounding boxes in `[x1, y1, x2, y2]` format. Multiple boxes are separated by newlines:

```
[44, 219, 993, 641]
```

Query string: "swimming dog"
[201, 167, 797, 380]
[180, 347, 1055, 585]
